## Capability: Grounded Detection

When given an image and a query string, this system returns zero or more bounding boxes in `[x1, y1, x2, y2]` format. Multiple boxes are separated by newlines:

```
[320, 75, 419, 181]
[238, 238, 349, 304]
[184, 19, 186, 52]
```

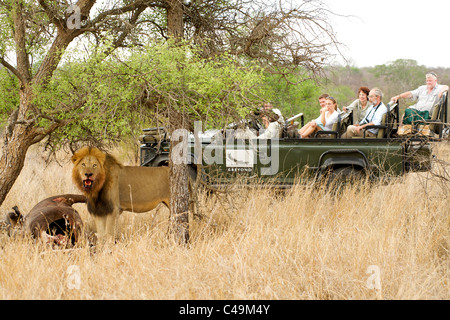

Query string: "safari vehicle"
[139, 93, 448, 187]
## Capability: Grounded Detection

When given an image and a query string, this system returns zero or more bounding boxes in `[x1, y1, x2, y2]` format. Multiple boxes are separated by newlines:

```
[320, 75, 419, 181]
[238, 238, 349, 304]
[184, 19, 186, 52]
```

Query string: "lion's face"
[76, 155, 103, 192]
[72, 147, 106, 195]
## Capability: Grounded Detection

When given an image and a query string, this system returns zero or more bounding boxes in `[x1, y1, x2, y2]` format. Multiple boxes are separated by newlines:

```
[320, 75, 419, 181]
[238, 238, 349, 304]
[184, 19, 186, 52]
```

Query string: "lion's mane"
[71, 147, 123, 216]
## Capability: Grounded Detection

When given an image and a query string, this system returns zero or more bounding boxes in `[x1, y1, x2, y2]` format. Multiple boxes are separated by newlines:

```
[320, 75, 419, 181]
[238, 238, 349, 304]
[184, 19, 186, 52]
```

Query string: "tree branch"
[37, 0, 65, 31]
[12, 1, 32, 82]
[33, 0, 97, 85]
[87, 0, 165, 27]
[0, 56, 26, 84]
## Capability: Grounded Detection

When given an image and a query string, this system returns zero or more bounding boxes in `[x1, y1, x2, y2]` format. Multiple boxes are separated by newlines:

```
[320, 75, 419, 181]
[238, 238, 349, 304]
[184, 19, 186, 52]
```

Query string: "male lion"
[71, 146, 169, 237]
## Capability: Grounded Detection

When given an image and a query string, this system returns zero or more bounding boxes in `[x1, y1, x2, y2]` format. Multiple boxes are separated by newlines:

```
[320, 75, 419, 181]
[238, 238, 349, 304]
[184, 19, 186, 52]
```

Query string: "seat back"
[330, 121, 338, 133]
[428, 103, 440, 133]
[423, 92, 447, 136]
[339, 111, 352, 136]
[386, 102, 399, 137]
[286, 122, 300, 138]
[315, 112, 342, 138]
[283, 113, 304, 138]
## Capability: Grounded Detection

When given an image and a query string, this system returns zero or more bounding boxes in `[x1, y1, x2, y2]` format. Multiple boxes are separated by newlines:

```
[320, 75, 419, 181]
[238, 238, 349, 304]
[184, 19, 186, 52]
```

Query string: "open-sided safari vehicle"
[139, 93, 448, 187]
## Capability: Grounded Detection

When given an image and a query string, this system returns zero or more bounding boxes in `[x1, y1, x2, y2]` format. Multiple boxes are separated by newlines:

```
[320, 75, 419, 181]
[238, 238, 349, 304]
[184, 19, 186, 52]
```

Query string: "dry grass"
[0, 142, 449, 300]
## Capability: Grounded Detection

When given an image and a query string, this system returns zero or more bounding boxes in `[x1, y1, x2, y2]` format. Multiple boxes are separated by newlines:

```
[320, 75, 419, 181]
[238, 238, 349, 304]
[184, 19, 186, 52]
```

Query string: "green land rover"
[139, 94, 448, 187]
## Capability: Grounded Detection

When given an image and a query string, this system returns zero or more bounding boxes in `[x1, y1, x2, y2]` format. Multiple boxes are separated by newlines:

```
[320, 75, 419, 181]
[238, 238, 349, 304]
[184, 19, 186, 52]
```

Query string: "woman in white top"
[298, 96, 339, 138]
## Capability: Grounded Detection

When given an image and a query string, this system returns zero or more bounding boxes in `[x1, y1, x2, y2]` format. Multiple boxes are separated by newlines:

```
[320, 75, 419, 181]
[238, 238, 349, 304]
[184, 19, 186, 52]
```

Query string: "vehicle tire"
[321, 167, 365, 190]
[333, 167, 364, 181]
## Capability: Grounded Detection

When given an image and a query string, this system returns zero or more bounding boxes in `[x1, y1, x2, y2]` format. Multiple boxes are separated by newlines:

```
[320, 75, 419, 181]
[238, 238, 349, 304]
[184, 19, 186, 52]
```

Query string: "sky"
[324, 0, 450, 68]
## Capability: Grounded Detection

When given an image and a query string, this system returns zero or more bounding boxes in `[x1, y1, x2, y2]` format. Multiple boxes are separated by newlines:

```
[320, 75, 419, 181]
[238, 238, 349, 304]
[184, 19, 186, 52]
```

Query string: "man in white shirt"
[391, 72, 448, 125]
[341, 88, 387, 138]
[236, 109, 281, 140]
[258, 110, 281, 139]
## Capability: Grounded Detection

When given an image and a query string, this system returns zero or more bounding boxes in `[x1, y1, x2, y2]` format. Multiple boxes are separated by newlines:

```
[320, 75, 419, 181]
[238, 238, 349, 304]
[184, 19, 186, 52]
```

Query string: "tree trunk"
[166, 0, 184, 41]
[168, 126, 190, 244]
[169, 157, 190, 244]
[166, 1, 188, 244]
[0, 133, 35, 207]
[0, 86, 39, 206]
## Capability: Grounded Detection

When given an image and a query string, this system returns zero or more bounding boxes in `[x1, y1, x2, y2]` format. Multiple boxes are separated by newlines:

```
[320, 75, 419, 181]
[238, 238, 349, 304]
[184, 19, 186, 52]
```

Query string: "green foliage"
[263, 73, 322, 121]
[0, 4, 14, 57]
[132, 43, 265, 128]
[0, 1, 54, 64]
[262, 73, 356, 122]
[320, 85, 356, 110]
[125, 42, 266, 130]
[0, 68, 19, 126]
[31, 48, 144, 146]
[371, 59, 427, 98]
[29, 41, 266, 147]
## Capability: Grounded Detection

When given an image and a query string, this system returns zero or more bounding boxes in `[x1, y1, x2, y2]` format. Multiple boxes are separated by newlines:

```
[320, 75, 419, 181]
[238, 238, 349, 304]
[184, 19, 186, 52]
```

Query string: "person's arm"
[343, 99, 358, 112]
[391, 91, 413, 102]
[359, 106, 386, 132]
[439, 85, 449, 98]
[320, 110, 326, 126]
[357, 122, 373, 133]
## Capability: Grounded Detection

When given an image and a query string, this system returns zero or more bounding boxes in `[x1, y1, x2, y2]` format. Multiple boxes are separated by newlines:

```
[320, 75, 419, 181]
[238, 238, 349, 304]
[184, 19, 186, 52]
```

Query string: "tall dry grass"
[0, 142, 449, 300]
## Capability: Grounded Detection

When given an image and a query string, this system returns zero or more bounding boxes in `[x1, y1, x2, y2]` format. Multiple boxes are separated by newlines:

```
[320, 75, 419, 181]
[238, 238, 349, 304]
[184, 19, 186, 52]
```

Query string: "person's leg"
[298, 122, 312, 136]
[402, 108, 415, 125]
[300, 123, 318, 138]
[341, 125, 363, 138]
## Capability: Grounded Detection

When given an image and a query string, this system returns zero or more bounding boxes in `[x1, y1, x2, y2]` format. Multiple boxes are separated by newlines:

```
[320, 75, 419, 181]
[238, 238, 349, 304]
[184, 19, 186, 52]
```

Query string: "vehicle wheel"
[321, 167, 365, 189]
[333, 167, 364, 180]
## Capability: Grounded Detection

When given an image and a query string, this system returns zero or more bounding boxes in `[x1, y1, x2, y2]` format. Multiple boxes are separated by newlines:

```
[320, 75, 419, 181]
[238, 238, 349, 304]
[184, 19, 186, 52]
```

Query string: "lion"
[71, 146, 170, 237]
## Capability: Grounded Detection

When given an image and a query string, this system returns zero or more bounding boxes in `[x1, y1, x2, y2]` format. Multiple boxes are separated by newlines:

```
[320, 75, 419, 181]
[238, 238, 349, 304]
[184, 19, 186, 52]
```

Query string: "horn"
[6, 206, 24, 228]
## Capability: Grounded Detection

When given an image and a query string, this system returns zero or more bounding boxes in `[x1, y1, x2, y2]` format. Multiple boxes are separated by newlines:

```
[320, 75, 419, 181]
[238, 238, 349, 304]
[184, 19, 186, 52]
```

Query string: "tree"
[263, 73, 321, 121]
[371, 59, 427, 100]
[0, 0, 341, 243]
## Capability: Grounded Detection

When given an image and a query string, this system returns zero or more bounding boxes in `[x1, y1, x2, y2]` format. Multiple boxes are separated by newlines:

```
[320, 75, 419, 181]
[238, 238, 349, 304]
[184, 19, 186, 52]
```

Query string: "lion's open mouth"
[82, 179, 94, 191]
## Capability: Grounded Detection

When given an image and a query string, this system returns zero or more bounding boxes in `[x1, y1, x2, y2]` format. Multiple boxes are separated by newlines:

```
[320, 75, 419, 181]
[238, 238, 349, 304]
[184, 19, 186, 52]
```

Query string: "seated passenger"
[298, 96, 339, 138]
[235, 109, 281, 140]
[318, 93, 329, 110]
[390, 72, 449, 127]
[262, 103, 284, 126]
[341, 88, 387, 138]
[343, 86, 372, 124]
[258, 110, 281, 139]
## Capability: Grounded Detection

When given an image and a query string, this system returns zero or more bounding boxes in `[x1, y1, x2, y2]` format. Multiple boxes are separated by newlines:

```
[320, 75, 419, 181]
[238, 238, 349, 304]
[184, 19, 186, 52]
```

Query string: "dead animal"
[7, 194, 86, 246]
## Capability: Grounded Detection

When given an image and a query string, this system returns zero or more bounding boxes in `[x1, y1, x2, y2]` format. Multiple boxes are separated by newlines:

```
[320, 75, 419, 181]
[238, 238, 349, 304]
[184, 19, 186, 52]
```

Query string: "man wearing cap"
[391, 72, 448, 125]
